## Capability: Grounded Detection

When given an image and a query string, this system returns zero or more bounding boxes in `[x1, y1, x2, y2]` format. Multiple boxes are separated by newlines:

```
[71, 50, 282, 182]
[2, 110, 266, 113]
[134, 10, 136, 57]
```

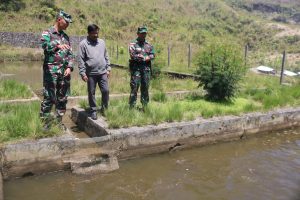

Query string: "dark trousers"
[87, 73, 109, 112]
[129, 67, 151, 107]
[40, 71, 70, 118]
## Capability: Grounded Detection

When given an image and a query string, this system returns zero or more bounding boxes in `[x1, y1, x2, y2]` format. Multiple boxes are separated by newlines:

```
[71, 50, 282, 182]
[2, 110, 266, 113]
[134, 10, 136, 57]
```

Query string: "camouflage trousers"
[40, 71, 71, 119]
[129, 67, 151, 107]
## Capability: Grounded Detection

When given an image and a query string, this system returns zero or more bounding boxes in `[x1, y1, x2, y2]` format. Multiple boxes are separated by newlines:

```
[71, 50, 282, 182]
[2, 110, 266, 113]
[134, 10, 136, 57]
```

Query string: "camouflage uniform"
[129, 27, 155, 107]
[40, 23, 74, 119]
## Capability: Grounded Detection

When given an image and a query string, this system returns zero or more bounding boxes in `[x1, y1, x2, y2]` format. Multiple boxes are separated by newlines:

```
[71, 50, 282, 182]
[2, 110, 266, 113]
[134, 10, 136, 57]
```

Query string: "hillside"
[1, 0, 300, 69]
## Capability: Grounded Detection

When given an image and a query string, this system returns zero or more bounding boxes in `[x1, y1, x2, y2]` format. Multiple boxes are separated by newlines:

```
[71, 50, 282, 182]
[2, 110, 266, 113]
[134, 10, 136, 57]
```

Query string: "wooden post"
[188, 43, 191, 68]
[112, 45, 115, 58]
[116, 45, 119, 61]
[168, 45, 170, 67]
[280, 50, 286, 85]
[109, 46, 112, 58]
[244, 44, 248, 66]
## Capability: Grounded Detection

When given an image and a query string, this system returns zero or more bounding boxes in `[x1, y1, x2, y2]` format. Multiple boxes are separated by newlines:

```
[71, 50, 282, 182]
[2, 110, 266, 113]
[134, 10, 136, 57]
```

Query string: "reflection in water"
[0, 61, 81, 92]
[5, 128, 300, 200]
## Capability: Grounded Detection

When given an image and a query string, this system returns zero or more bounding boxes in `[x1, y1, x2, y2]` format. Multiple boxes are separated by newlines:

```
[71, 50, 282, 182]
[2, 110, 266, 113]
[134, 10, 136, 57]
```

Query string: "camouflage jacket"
[41, 26, 74, 73]
[129, 38, 155, 67]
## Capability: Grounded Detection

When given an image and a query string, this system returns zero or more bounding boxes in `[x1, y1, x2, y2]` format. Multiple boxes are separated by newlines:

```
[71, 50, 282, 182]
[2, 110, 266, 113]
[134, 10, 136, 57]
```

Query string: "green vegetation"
[0, 79, 33, 100]
[240, 73, 300, 110]
[0, 102, 62, 143]
[1, 0, 300, 72]
[195, 41, 246, 100]
[78, 71, 300, 128]
[79, 96, 259, 128]
[1, 0, 300, 140]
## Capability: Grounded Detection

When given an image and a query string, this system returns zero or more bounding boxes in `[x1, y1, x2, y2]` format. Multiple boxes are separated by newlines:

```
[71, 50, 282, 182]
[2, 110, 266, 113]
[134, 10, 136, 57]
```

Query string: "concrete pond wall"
[1, 106, 300, 181]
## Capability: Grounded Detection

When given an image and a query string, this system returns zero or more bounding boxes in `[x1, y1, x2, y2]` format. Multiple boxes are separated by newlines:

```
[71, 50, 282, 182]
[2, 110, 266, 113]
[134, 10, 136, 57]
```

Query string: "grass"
[1, 0, 300, 73]
[239, 72, 300, 110]
[77, 71, 300, 128]
[0, 102, 63, 143]
[80, 95, 260, 128]
[0, 79, 33, 100]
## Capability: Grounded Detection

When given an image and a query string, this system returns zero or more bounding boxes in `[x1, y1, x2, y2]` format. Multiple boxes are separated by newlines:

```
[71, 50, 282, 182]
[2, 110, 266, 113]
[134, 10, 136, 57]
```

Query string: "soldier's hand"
[82, 75, 88, 82]
[138, 54, 144, 59]
[57, 44, 70, 50]
[64, 68, 71, 77]
[107, 71, 110, 79]
[145, 56, 151, 61]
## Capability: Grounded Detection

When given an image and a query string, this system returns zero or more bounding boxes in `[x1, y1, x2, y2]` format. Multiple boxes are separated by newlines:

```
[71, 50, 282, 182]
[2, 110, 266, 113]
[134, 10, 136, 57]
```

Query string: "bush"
[195, 41, 246, 101]
[0, 0, 25, 12]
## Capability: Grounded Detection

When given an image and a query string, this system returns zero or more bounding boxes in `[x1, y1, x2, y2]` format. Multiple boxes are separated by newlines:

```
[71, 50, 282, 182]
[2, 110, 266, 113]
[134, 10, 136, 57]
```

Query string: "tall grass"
[240, 72, 300, 109]
[0, 102, 62, 143]
[79, 95, 260, 128]
[0, 79, 33, 100]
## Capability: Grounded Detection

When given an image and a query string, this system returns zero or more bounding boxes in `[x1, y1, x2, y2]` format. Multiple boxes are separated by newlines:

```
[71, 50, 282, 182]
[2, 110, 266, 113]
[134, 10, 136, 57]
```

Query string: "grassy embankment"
[1, 0, 300, 72]
[0, 79, 32, 100]
[0, 79, 63, 143]
[79, 72, 300, 128]
[0, 102, 63, 143]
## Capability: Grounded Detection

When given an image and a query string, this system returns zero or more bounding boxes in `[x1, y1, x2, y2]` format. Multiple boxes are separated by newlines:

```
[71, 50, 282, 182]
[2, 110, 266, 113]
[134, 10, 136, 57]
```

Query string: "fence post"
[168, 45, 170, 67]
[280, 50, 286, 85]
[188, 43, 191, 68]
[244, 44, 248, 66]
[116, 45, 119, 61]
[109, 45, 112, 58]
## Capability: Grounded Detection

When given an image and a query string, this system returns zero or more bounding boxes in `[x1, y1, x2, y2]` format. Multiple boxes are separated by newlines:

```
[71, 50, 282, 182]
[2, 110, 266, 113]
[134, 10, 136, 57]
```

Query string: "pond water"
[0, 61, 81, 92]
[0, 61, 198, 97]
[4, 128, 300, 200]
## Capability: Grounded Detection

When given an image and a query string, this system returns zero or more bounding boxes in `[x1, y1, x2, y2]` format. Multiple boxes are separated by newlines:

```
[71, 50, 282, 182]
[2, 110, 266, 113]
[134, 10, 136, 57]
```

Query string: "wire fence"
[1, 31, 299, 83]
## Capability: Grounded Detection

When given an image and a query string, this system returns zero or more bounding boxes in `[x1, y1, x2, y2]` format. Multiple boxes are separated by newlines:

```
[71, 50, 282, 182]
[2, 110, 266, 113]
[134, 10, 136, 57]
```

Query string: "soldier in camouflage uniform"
[129, 26, 155, 108]
[40, 10, 74, 126]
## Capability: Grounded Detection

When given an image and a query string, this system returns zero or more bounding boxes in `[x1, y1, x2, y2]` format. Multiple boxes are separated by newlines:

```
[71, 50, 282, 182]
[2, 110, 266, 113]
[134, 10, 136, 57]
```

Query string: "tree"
[195, 41, 246, 101]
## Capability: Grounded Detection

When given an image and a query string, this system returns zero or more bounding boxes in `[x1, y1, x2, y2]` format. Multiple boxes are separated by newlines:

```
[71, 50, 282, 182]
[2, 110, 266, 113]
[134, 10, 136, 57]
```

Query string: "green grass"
[77, 71, 300, 128]
[0, 79, 33, 100]
[1, 0, 300, 73]
[79, 95, 260, 128]
[239, 72, 300, 109]
[0, 102, 62, 143]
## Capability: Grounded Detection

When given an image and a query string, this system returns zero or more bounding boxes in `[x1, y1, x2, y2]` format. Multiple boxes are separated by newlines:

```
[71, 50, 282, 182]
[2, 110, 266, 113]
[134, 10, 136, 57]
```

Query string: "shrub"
[0, 0, 25, 12]
[195, 41, 246, 101]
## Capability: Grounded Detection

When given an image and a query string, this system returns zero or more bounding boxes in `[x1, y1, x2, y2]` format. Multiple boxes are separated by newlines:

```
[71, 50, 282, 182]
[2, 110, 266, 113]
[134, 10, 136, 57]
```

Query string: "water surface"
[5, 128, 300, 200]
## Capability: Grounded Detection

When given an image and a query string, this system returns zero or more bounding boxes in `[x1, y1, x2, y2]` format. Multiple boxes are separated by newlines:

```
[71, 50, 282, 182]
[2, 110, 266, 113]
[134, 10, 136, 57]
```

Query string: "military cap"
[57, 10, 72, 23]
[137, 26, 148, 33]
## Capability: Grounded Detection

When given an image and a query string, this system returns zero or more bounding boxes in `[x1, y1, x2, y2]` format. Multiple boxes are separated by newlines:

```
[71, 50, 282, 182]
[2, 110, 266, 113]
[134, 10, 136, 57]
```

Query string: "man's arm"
[149, 45, 155, 60]
[145, 45, 155, 62]
[78, 43, 88, 81]
[41, 30, 59, 53]
[104, 45, 111, 71]
[129, 43, 144, 62]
